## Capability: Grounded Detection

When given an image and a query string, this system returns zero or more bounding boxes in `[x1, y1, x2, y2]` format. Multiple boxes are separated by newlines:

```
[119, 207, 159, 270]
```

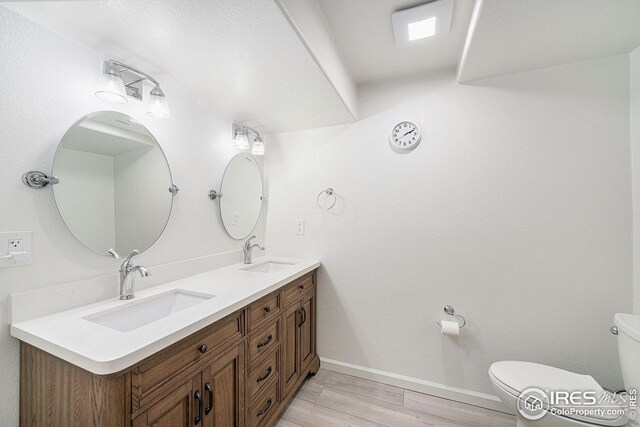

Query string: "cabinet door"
[299, 292, 315, 372]
[201, 343, 245, 427]
[282, 302, 301, 396]
[133, 374, 200, 427]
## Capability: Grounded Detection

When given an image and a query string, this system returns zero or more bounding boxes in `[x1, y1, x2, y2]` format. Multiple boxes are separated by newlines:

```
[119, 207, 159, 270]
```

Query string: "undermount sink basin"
[84, 289, 216, 332]
[242, 261, 295, 274]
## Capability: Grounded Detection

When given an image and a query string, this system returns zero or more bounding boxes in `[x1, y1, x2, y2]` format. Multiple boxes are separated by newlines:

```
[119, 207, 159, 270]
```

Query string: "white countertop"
[10, 257, 320, 375]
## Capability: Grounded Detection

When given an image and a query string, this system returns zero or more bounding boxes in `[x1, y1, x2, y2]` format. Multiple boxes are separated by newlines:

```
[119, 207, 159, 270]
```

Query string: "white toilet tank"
[614, 313, 640, 392]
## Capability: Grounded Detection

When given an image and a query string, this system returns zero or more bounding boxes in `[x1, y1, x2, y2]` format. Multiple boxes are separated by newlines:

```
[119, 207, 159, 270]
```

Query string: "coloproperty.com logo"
[517, 387, 637, 421]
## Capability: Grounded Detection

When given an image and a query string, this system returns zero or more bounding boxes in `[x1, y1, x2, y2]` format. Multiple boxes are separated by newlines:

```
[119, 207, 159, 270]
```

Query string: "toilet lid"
[489, 361, 628, 426]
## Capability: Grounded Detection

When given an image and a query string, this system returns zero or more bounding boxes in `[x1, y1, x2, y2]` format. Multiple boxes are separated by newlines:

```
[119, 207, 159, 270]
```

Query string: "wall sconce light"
[232, 123, 264, 155]
[251, 135, 265, 156]
[95, 59, 171, 119]
[95, 61, 127, 103]
[233, 125, 250, 150]
[147, 85, 171, 119]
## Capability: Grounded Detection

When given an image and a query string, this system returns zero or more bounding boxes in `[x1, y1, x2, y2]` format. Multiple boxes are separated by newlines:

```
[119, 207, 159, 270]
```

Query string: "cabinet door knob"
[198, 344, 208, 354]
[263, 306, 271, 313]
[299, 284, 304, 290]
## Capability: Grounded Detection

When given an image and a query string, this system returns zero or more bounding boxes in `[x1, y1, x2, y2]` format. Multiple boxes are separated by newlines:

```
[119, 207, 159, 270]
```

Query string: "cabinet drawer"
[249, 379, 280, 427]
[247, 291, 280, 331]
[131, 310, 244, 412]
[282, 272, 315, 307]
[248, 347, 279, 402]
[248, 318, 279, 366]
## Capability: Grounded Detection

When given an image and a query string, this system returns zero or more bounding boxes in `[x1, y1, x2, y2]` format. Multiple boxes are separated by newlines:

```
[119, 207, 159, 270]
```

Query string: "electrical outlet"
[9, 239, 23, 252]
[296, 220, 305, 236]
[0, 231, 32, 269]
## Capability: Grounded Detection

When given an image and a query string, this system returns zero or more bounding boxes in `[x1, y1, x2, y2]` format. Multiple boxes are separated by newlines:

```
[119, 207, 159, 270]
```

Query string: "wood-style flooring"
[275, 369, 516, 427]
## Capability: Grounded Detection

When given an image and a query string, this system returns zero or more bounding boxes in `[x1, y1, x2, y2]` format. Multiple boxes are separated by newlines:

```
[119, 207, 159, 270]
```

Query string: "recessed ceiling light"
[408, 17, 437, 41]
[392, 0, 453, 46]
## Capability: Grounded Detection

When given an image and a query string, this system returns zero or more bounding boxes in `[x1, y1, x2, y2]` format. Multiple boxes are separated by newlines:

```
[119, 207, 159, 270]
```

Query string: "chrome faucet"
[243, 236, 265, 264]
[117, 250, 151, 300]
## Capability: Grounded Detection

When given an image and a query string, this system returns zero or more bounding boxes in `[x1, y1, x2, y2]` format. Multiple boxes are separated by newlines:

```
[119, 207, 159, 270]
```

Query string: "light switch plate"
[296, 220, 305, 236]
[0, 231, 32, 268]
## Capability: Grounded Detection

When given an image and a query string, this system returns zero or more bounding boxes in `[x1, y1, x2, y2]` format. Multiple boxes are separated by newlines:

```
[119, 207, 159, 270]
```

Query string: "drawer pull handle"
[256, 366, 272, 383]
[257, 335, 273, 349]
[205, 382, 213, 415]
[194, 390, 203, 425]
[263, 305, 271, 313]
[299, 284, 305, 290]
[256, 398, 273, 417]
[198, 344, 208, 354]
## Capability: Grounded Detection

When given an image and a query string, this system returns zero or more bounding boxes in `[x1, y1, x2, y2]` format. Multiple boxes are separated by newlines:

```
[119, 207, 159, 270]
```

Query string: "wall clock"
[389, 120, 421, 152]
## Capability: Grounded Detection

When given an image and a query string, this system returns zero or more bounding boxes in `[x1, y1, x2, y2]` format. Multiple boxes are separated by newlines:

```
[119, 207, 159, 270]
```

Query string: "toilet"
[489, 313, 640, 427]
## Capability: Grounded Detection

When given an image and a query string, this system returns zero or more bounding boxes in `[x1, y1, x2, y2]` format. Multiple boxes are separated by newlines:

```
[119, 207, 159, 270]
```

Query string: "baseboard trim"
[319, 357, 510, 414]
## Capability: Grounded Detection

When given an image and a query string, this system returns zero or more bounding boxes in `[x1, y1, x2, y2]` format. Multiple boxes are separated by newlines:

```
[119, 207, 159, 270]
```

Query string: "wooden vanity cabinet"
[299, 292, 316, 373]
[133, 342, 245, 427]
[201, 343, 245, 427]
[281, 275, 317, 398]
[132, 373, 201, 427]
[19, 268, 319, 427]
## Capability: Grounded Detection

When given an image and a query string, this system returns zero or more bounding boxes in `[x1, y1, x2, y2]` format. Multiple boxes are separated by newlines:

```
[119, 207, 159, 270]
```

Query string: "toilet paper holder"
[436, 305, 466, 329]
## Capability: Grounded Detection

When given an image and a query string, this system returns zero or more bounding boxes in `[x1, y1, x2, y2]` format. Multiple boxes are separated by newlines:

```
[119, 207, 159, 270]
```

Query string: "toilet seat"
[489, 361, 628, 426]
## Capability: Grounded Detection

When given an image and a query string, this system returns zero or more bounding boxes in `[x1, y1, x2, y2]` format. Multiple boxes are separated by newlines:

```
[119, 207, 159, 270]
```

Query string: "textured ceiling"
[4, 0, 355, 132]
[458, 0, 640, 82]
[316, 0, 476, 84]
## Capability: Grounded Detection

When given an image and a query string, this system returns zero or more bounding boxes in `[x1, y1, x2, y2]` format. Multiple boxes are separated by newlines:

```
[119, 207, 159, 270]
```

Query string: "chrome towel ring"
[317, 188, 336, 210]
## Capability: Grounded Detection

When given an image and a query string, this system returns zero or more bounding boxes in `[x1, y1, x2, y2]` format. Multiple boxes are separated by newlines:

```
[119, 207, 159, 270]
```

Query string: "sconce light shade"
[234, 129, 250, 150]
[146, 86, 171, 119]
[251, 135, 265, 156]
[95, 61, 127, 103]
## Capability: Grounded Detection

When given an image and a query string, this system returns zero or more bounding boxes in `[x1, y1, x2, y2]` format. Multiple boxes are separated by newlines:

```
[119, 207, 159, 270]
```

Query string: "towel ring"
[317, 188, 336, 210]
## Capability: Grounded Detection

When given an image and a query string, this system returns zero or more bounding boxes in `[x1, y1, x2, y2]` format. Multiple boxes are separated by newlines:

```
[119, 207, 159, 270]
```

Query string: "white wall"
[0, 7, 266, 426]
[632, 47, 640, 315]
[266, 56, 632, 398]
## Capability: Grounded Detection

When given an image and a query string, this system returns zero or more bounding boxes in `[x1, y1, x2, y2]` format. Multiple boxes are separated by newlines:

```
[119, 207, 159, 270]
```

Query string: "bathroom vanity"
[12, 107, 303, 427]
[13, 259, 319, 427]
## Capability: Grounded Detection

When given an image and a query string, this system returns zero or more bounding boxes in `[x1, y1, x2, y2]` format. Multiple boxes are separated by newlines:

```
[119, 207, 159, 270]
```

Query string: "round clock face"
[389, 121, 421, 151]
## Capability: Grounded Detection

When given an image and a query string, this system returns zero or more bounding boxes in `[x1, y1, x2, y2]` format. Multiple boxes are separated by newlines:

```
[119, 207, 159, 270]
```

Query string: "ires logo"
[517, 388, 549, 420]
[517, 388, 630, 421]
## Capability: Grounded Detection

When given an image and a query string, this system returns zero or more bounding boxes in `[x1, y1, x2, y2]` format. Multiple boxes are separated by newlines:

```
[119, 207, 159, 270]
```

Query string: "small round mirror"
[219, 153, 263, 240]
[52, 111, 174, 256]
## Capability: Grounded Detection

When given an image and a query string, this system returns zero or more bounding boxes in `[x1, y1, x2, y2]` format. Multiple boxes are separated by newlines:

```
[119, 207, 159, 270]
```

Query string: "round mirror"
[219, 153, 263, 240]
[52, 111, 174, 256]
